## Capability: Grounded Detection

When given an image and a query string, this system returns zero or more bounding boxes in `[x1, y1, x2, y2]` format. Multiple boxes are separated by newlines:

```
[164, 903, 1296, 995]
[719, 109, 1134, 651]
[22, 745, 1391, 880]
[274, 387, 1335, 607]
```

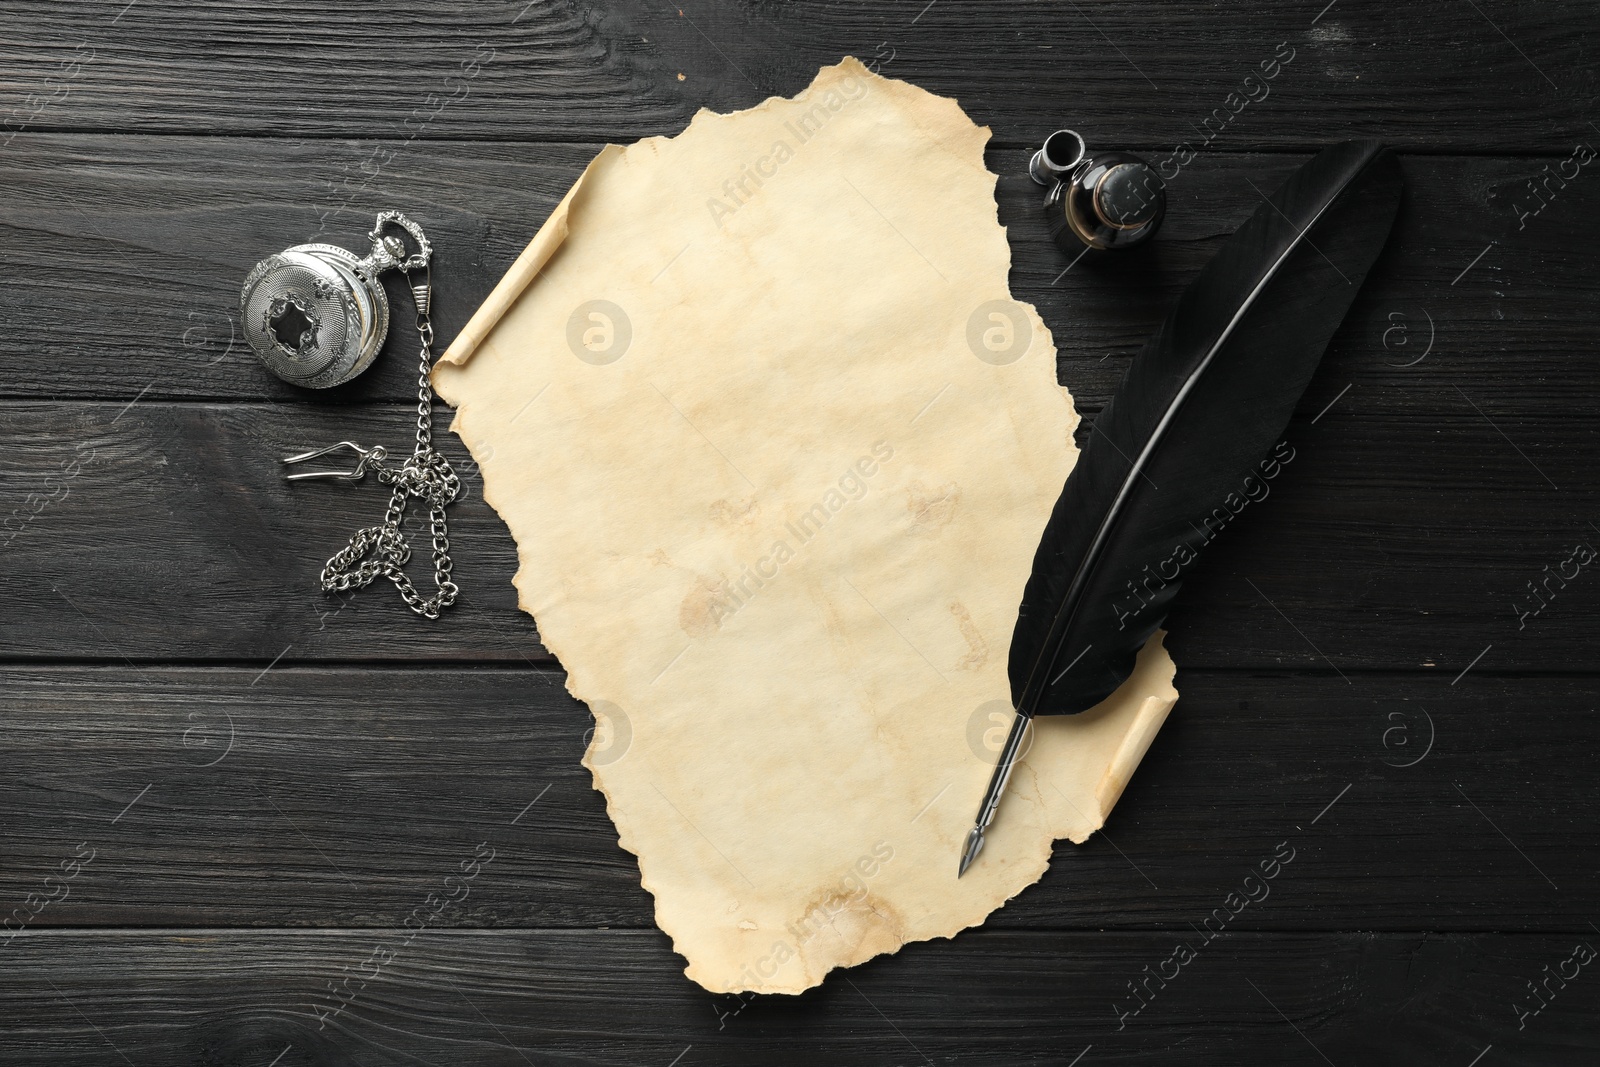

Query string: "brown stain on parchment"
[680, 575, 731, 638]
[787, 888, 906, 989]
[905, 479, 961, 535]
[709, 497, 760, 528]
[949, 600, 988, 671]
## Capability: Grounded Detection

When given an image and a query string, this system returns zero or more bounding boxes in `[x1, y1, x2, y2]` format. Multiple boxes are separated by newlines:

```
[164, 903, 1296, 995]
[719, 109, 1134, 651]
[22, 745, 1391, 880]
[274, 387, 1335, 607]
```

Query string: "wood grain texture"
[1, 667, 1594, 932]
[0, 0, 1594, 150]
[5, 929, 1598, 1065]
[0, 137, 1593, 416]
[2, 399, 1594, 669]
[2, 0, 1597, 1061]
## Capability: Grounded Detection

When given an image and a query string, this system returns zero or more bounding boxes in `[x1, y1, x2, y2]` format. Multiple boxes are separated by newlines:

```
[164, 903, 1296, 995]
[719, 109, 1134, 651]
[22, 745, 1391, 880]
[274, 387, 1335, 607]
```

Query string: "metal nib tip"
[958, 827, 985, 878]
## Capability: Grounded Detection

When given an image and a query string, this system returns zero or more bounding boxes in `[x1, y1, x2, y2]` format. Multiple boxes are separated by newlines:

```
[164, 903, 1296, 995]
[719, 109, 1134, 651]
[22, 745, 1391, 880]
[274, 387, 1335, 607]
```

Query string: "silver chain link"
[314, 257, 462, 619]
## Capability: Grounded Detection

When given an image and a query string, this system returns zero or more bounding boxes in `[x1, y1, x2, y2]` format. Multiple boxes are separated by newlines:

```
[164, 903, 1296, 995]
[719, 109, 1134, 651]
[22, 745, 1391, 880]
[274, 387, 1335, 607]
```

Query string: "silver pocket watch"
[242, 210, 431, 388]
[242, 210, 462, 619]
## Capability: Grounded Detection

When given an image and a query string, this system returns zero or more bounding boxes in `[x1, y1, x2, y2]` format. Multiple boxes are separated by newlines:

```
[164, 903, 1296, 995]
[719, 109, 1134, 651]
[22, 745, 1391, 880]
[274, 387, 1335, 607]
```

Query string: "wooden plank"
[2, 398, 1594, 669]
[2, 667, 1595, 930]
[0, 136, 1594, 414]
[1, 0, 1594, 150]
[3, 928, 1597, 1064]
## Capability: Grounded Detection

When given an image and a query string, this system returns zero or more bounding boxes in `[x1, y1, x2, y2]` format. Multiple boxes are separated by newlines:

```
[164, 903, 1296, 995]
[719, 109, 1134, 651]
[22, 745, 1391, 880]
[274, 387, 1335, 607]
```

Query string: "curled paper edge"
[439, 147, 614, 368]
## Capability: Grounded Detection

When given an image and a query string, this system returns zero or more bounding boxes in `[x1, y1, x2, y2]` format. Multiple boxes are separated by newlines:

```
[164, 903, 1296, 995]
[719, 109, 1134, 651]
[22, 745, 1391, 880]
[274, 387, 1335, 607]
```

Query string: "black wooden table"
[3, 2, 1597, 1064]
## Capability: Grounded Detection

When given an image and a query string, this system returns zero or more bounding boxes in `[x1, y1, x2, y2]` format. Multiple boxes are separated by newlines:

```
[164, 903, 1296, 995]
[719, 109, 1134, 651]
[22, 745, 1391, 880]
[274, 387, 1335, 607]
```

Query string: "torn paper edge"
[439, 57, 913, 370]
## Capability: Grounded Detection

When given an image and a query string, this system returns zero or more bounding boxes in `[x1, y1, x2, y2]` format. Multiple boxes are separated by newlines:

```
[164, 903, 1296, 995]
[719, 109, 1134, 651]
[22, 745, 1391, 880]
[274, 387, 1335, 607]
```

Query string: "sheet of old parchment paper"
[434, 57, 1178, 994]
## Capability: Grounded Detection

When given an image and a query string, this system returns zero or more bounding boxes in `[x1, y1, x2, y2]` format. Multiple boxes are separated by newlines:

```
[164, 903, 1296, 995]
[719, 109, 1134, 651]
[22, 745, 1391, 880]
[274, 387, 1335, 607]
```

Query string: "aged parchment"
[434, 57, 1178, 994]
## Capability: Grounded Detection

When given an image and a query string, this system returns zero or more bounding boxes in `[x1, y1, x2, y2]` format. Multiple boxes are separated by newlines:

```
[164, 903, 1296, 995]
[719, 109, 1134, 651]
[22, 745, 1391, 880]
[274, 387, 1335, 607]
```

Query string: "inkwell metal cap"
[1029, 128, 1166, 253]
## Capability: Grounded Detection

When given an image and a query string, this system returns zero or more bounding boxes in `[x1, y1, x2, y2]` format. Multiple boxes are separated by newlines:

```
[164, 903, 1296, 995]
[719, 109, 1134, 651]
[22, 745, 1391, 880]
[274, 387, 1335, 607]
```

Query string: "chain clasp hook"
[282, 441, 389, 482]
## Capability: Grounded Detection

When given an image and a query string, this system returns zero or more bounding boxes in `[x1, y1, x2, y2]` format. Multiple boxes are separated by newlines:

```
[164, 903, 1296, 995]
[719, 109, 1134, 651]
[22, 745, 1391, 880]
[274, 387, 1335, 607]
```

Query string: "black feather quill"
[960, 141, 1402, 875]
[1009, 140, 1402, 717]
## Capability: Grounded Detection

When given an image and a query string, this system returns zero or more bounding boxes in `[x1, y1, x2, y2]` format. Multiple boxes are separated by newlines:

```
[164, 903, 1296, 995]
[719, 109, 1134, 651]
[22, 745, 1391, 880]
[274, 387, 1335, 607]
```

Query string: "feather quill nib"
[958, 826, 985, 878]
[957, 141, 1402, 876]
[958, 712, 1030, 877]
